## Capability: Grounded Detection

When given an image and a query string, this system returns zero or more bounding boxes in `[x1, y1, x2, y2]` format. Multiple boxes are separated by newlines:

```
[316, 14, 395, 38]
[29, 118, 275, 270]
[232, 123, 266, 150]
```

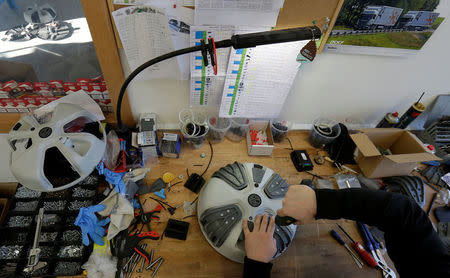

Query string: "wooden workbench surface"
[130, 130, 434, 278]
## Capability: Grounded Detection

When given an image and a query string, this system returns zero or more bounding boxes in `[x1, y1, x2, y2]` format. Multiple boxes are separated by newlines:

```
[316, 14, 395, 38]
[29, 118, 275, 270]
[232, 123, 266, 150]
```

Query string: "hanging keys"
[297, 28, 317, 69]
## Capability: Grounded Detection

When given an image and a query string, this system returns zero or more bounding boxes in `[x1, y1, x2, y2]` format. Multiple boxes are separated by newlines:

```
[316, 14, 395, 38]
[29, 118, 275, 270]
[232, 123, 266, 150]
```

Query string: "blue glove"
[75, 204, 110, 246]
[103, 168, 126, 194]
[133, 199, 140, 209]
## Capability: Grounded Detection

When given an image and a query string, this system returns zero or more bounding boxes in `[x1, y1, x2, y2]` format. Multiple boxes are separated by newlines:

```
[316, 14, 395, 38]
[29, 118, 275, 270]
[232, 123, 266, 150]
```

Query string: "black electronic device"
[165, 219, 190, 240]
[184, 173, 205, 193]
[290, 150, 313, 172]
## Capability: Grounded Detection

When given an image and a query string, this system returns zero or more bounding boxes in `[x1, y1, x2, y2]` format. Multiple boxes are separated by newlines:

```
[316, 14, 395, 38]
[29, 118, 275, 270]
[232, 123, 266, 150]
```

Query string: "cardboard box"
[0, 198, 9, 226]
[350, 128, 439, 178]
[246, 121, 274, 156]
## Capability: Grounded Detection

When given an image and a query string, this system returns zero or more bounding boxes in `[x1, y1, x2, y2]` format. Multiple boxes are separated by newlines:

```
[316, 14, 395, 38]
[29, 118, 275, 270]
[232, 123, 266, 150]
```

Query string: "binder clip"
[200, 38, 218, 75]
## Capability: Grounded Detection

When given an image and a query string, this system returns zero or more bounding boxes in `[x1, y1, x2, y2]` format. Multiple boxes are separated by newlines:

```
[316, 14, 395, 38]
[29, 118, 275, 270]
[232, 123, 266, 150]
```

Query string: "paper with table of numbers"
[219, 40, 307, 118]
[112, 5, 181, 80]
[194, 0, 284, 27]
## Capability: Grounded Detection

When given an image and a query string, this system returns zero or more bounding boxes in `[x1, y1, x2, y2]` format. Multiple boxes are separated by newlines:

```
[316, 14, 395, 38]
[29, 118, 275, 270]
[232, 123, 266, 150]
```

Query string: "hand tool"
[336, 224, 377, 267]
[275, 215, 297, 226]
[358, 222, 396, 278]
[330, 229, 363, 268]
[23, 208, 47, 274]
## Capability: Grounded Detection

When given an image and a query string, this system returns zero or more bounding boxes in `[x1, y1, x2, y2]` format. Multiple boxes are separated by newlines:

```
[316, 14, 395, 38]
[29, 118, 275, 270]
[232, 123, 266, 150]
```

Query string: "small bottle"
[376, 112, 399, 128]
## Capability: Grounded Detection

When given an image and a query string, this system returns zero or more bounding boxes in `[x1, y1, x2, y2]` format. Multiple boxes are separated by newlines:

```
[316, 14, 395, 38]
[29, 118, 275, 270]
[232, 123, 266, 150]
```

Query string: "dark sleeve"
[315, 188, 450, 277]
[243, 257, 272, 278]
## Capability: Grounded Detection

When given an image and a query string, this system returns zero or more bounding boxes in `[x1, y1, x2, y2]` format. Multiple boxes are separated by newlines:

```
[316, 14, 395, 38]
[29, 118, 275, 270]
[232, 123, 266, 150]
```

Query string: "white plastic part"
[197, 162, 296, 263]
[23, 3, 57, 24]
[8, 103, 106, 192]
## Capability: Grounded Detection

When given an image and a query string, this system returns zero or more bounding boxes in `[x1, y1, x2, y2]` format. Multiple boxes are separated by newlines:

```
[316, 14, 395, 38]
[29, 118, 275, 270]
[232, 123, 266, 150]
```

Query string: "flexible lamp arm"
[116, 26, 321, 128]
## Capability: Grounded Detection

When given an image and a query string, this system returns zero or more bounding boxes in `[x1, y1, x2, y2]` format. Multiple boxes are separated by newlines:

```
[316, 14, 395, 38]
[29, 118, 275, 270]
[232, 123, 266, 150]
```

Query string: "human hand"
[243, 214, 277, 263]
[277, 185, 317, 225]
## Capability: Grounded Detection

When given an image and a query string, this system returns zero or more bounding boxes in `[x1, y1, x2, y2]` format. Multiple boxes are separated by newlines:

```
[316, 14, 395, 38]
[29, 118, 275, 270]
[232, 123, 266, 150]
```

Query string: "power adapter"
[290, 150, 313, 172]
[184, 173, 205, 193]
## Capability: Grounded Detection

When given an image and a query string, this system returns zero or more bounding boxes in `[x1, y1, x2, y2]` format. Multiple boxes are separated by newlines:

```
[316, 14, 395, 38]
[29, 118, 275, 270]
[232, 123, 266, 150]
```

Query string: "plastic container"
[309, 118, 341, 148]
[208, 116, 231, 144]
[179, 108, 194, 124]
[270, 120, 292, 143]
[226, 118, 250, 142]
[180, 122, 209, 149]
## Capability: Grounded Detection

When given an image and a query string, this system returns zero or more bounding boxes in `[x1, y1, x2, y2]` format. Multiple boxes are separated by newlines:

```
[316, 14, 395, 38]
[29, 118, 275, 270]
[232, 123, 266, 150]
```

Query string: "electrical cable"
[116, 42, 230, 127]
[115, 26, 321, 128]
[200, 141, 213, 177]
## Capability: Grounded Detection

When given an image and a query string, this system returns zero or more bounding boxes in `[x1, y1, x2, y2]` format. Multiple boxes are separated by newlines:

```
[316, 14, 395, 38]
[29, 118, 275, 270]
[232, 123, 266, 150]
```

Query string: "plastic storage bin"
[208, 116, 231, 144]
[226, 118, 250, 142]
[309, 118, 341, 148]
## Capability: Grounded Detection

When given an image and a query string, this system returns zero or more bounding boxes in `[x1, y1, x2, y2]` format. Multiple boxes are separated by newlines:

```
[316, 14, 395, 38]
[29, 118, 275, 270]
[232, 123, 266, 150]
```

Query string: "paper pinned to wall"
[114, 0, 194, 6]
[189, 25, 235, 106]
[195, 0, 284, 27]
[219, 40, 307, 119]
[112, 5, 181, 80]
[166, 5, 194, 80]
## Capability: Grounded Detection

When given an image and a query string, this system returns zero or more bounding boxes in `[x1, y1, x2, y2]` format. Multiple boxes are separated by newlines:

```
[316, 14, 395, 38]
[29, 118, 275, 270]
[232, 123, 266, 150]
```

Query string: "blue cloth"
[75, 204, 110, 246]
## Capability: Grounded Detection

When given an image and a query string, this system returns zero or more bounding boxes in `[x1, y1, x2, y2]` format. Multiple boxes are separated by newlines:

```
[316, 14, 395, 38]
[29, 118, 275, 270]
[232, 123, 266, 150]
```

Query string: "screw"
[146, 256, 162, 270]
[200, 152, 206, 158]
[152, 258, 164, 278]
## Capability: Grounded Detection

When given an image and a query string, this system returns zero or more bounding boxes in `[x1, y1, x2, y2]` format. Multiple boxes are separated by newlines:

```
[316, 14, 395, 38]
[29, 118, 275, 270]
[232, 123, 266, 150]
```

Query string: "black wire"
[117, 40, 232, 127]
[190, 196, 198, 205]
[200, 141, 214, 177]
[286, 137, 294, 150]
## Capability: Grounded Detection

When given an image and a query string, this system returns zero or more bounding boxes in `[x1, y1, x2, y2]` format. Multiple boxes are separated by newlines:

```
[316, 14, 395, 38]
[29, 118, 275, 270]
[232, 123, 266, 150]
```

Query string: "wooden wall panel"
[80, 0, 134, 127]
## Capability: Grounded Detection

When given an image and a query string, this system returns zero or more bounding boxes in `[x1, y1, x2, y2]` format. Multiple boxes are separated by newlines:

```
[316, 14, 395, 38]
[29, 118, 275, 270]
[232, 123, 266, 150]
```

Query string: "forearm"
[314, 189, 449, 276]
[243, 257, 272, 278]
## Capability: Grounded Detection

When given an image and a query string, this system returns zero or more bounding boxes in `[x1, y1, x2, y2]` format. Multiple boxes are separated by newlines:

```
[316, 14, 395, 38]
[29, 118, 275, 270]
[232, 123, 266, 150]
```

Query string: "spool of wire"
[309, 118, 341, 148]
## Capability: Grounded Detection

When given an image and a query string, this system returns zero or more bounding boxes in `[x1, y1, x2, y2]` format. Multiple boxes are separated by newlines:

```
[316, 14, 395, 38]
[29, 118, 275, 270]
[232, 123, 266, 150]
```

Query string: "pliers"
[358, 222, 396, 278]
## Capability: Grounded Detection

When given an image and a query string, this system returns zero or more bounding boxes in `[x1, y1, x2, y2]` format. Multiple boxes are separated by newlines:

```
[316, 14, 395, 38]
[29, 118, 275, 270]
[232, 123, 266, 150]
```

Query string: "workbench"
[131, 130, 436, 278]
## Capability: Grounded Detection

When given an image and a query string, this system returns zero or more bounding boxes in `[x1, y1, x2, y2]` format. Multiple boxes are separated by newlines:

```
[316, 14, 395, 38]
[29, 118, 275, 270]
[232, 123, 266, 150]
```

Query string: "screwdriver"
[330, 229, 363, 268]
[337, 224, 378, 267]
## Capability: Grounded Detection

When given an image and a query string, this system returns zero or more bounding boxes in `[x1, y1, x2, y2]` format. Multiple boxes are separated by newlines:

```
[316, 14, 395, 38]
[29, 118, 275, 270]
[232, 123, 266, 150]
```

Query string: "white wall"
[123, 2, 450, 130]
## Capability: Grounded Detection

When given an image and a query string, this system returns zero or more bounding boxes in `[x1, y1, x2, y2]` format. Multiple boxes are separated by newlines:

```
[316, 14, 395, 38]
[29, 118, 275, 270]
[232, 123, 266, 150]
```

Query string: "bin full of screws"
[57, 245, 84, 258]
[0, 245, 23, 259]
[5, 216, 33, 228]
[68, 199, 94, 211]
[43, 200, 66, 211]
[39, 232, 58, 243]
[54, 261, 82, 276]
[14, 186, 41, 199]
[72, 187, 96, 198]
[62, 229, 82, 242]
[12, 201, 39, 212]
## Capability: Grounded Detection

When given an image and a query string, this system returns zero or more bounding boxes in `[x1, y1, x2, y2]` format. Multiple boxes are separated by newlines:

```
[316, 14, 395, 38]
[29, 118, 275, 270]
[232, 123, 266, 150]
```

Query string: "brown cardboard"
[0, 198, 9, 226]
[351, 129, 440, 178]
[0, 182, 18, 197]
[247, 122, 274, 156]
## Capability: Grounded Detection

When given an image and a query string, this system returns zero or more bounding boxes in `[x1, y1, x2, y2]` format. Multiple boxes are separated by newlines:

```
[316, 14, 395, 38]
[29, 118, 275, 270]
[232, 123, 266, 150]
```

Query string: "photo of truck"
[325, 0, 445, 53]
[355, 6, 403, 30]
[397, 11, 440, 31]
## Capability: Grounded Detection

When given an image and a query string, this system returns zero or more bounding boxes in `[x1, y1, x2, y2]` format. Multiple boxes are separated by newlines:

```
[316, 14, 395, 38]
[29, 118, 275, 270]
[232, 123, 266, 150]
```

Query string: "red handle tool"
[337, 224, 377, 267]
